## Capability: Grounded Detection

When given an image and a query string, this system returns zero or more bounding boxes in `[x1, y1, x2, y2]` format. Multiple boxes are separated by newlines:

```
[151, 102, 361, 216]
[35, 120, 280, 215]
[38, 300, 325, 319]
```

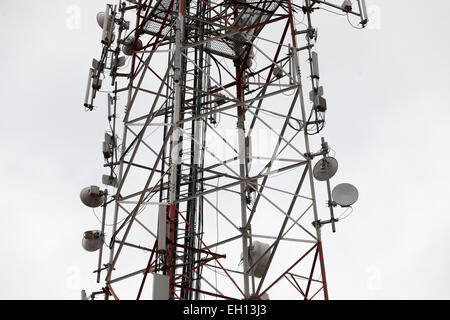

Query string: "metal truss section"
[80, 0, 369, 301]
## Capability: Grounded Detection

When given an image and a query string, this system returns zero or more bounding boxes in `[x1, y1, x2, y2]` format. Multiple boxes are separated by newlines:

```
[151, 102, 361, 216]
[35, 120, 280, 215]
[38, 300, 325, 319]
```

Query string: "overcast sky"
[0, 0, 449, 300]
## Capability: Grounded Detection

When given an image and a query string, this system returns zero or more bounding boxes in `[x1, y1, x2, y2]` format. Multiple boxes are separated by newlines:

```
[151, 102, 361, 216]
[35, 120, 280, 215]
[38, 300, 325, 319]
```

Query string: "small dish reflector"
[248, 241, 271, 278]
[112, 56, 126, 68]
[122, 37, 143, 56]
[96, 12, 105, 28]
[313, 157, 338, 181]
[260, 293, 270, 300]
[80, 186, 104, 208]
[82, 230, 103, 252]
[332, 183, 359, 207]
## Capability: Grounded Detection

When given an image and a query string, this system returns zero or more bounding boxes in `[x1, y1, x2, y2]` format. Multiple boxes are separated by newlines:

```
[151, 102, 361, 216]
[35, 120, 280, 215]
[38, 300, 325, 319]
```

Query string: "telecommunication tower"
[80, 0, 368, 300]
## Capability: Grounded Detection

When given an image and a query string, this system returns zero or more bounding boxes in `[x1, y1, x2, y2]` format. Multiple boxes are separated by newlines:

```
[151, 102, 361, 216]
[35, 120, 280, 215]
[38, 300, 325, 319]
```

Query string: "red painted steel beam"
[174, 243, 226, 259]
[106, 282, 120, 300]
[173, 205, 247, 299]
[173, 256, 217, 282]
[304, 244, 320, 300]
[256, 243, 318, 299]
[285, 275, 306, 298]
[317, 242, 329, 300]
[137, 240, 158, 300]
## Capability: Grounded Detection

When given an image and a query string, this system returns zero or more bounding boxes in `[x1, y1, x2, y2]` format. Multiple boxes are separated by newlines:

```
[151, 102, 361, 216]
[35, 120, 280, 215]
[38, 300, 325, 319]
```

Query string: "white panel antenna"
[157, 205, 167, 251]
[84, 68, 93, 108]
[101, 5, 114, 45]
[311, 51, 320, 79]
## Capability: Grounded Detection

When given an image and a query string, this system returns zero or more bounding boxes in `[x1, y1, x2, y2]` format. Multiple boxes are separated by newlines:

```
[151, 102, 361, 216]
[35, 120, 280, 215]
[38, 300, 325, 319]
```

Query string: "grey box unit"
[152, 274, 170, 300]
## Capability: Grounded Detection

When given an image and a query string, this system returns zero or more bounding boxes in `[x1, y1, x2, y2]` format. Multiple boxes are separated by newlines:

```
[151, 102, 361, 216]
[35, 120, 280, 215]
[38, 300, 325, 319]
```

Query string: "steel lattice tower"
[80, 0, 368, 300]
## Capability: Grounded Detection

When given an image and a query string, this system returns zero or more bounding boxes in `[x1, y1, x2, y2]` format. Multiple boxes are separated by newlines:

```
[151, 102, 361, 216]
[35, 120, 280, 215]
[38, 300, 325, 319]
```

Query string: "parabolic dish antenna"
[96, 12, 105, 28]
[82, 230, 103, 252]
[122, 37, 143, 56]
[97, 11, 115, 33]
[332, 183, 359, 207]
[80, 186, 104, 208]
[313, 157, 338, 181]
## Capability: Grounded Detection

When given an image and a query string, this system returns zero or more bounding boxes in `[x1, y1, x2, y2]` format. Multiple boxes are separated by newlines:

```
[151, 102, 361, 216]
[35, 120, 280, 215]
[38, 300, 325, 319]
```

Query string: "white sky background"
[0, 0, 449, 300]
